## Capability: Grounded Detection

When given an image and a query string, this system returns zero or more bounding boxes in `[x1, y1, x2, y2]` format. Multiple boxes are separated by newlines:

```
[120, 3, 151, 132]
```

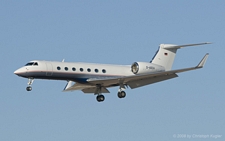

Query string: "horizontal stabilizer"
[163, 42, 211, 49]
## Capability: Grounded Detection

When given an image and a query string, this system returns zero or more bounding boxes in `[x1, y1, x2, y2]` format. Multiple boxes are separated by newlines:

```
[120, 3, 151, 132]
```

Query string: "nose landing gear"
[26, 78, 34, 91]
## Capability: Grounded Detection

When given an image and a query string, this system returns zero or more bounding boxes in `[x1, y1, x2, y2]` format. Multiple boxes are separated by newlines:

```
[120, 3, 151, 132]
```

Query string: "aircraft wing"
[64, 53, 208, 92]
[87, 53, 209, 89]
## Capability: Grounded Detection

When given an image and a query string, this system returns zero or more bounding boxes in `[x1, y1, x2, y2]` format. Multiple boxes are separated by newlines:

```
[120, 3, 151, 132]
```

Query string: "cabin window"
[87, 68, 91, 72]
[72, 67, 76, 71]
[102, 69, 106, 73]
[65, 67, 68, 71]
[57, 66, 61, 70]
[80, 68, 83, 72]
[95, 69, 99, 73]
[25, 62, 34, 66]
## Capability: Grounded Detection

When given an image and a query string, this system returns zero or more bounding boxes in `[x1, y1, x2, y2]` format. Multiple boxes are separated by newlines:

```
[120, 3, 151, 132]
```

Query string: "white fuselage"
[15, 60, 132, 84]
[14, 60, 164, 85]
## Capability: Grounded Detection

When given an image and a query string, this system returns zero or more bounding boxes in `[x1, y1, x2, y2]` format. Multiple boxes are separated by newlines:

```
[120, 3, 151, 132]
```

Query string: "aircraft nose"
[14, 68, 26, 76]
[14, 69, 21, 75]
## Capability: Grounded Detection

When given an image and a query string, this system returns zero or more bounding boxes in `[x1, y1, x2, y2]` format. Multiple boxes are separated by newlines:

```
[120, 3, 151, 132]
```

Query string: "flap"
[63, 82, 95, 92]
[127, 74, 178, 89]
[82, 87, 110, 93]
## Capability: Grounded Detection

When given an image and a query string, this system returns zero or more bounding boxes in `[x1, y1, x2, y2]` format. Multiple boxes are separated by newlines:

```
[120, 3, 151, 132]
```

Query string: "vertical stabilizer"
[151, 44, 177, 71]
[150, 42, 210, 71]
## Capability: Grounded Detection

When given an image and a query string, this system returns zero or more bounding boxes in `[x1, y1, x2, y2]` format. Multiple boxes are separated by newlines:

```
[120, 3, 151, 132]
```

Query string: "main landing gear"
[118, 91, 126, 98]
[95, 85, 105, 102]
[96, 91, 126, 102]
[95, 84, 127, 102]
[117, 84, 126, 99]
[26, 78, 34, 91]
[96, 95, 105, 102]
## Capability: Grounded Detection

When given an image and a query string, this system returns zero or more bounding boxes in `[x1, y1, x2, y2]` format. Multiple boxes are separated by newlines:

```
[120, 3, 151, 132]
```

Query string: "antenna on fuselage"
[62, 59, 65, 62]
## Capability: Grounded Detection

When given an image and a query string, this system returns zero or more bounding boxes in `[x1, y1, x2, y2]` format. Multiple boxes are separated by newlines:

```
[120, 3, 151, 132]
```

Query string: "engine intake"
[131, 62, 165, 74]
[131, 62, 139, 74]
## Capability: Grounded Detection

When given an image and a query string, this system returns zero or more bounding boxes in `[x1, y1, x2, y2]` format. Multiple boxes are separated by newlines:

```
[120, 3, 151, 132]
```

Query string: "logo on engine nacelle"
[146, 66, 155, 70]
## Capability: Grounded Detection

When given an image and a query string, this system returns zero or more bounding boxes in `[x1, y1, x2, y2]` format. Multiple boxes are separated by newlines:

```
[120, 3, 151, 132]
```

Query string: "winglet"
[196, 53, 209, 68]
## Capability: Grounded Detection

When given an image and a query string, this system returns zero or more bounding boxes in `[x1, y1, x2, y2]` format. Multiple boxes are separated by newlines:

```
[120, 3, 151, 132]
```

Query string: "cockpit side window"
[25, 62, 34, 66]
[25, 62, 38, 66]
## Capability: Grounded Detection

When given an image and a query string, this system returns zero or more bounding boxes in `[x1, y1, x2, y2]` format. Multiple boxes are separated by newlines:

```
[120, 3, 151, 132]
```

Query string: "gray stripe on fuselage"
[21, 71, 124, 84]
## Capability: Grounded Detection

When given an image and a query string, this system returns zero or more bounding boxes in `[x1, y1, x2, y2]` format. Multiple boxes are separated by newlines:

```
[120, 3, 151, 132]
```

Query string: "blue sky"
[1, 1, 224, 140]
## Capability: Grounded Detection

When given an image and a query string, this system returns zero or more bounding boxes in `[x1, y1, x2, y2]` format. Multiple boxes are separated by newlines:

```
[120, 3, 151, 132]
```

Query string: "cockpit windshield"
[25, 62, 38, 66]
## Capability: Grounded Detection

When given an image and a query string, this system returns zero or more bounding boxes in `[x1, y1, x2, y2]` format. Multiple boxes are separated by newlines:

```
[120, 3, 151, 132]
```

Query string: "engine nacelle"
[131, 62, 165, 74]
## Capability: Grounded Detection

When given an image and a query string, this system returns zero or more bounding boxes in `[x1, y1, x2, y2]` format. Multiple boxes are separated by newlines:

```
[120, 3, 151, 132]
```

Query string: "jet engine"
[131, 62, 165, 74]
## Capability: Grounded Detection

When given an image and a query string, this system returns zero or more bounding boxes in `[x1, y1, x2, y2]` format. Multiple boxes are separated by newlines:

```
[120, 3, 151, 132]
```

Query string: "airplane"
[14, 42, 210, 102]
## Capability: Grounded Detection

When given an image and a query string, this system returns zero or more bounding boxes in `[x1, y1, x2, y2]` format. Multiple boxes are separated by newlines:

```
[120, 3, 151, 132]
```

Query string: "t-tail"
[150, 42, 211, 71]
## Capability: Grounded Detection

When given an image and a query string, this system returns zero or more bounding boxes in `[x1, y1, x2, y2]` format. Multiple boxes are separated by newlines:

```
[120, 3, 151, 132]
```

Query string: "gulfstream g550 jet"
[14, 43, 210, 102]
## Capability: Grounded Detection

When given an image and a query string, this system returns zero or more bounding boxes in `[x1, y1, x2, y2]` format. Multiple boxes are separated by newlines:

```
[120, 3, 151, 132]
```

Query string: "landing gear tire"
[118, 91, 126, 98]
[96, 95, 105, 102]
[26, 86, 32, 91]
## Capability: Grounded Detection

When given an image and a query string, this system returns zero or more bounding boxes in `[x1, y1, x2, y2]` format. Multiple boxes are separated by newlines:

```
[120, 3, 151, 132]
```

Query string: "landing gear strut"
[26, 78, 34, 91]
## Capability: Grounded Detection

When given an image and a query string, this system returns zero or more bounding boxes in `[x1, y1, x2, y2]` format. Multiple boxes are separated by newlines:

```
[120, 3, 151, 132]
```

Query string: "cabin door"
[46, 63, 53, 76]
